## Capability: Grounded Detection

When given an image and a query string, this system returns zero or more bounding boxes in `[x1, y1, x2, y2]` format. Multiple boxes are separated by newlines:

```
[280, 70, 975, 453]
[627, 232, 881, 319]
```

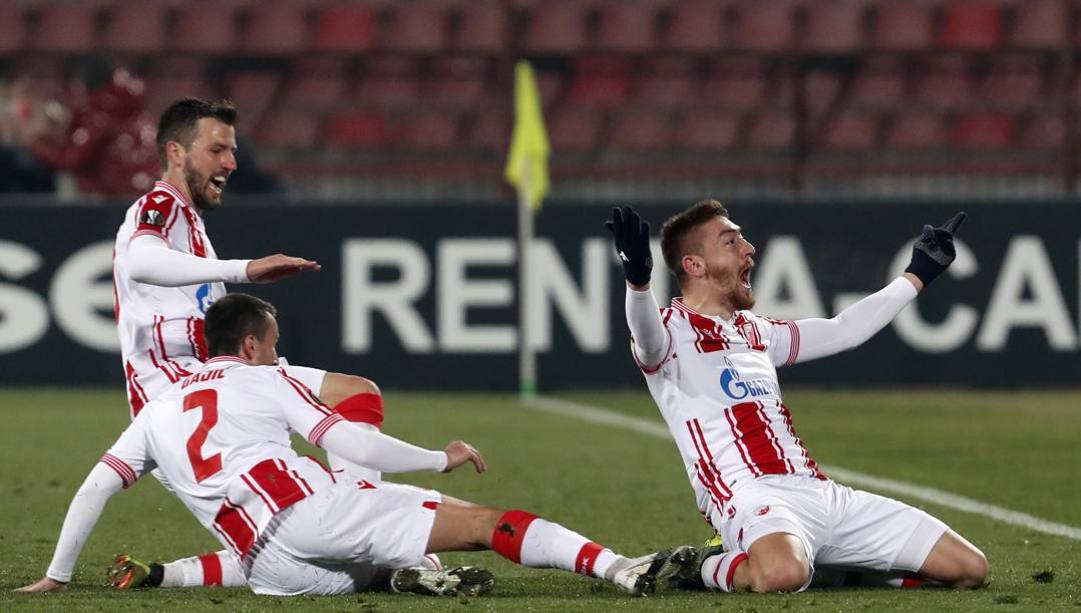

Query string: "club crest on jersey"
[719, 357, 777, 400]
[196, 283, 214, 314]
[140, 209, 166, 227]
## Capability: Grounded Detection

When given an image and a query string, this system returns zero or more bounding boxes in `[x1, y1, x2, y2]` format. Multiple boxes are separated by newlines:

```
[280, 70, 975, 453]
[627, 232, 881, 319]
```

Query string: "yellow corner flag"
[505, 61, 550, 211]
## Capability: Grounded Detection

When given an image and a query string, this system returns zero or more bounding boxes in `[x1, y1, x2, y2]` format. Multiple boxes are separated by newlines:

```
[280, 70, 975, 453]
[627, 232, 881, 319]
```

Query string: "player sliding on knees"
[606, 201, 987, 593]
[17, 294, 696, 598]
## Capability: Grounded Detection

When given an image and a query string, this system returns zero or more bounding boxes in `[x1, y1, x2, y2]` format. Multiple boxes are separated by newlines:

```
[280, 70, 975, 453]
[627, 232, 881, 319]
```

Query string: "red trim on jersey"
[205, 356, 248, 366]
[152, 315, 192, 380]
[632, 326, 672, 375]
[334, 393, 384, 428]
[725, 552, 748, 590]
[685, 421, 729, 518]
[422, 500, 440, 510]
[731, 402, 789, 476]
[308, 414, 345, 447]
[112, 248, 120, 323]
[148, 349, 179, 384]
[125, 362, 148, 417]
[242, 459, 312, 513]
[199, 554, 223, 586]
[491, 510, 539, 564]
[186, 318, 209, 363]
[733, 313, 766, 351]
[180, 206, 208, 258]
[785, 321, 800, 365]
[278, 369, 334, 416]
[690, 419, 733, 497]
[100, 453, 137, 488]
[130, 228, 170, 241]
[755, 401, 795, 474]
[778, 403, 825, 480]
[574, 542, 605, 576]
[724, 405, 764, 478]
[213, 498, 257, 556]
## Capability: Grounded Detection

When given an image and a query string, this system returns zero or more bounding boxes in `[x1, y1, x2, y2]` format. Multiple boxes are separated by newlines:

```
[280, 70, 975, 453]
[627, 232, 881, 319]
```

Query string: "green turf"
[2, 388, 1079, 611]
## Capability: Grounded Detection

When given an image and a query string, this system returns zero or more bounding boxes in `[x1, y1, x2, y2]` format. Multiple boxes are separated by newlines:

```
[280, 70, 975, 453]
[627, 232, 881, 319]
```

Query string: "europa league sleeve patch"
[140, 209, 166, 226]
[134, 191, 176, 236]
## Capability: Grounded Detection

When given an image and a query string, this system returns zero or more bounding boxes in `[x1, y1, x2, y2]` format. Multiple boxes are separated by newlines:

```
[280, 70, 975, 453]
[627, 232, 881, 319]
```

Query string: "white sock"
[491, 510, 619, 579]
[700, 550, 748, 592]
[161, 552, 246, 587]
[327, 422, 382, 483]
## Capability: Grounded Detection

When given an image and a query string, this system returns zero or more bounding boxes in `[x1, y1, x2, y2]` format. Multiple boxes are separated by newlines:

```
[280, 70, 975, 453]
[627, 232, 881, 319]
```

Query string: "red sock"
[199, 553, 222, 586]
[490, 510, 539, 563]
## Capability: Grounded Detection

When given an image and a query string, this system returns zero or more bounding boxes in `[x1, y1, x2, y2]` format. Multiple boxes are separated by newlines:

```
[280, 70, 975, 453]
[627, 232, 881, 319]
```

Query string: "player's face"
[698, 216, 757, 312]
[249, 316, 280, 366]
[183, 118, 237, 212]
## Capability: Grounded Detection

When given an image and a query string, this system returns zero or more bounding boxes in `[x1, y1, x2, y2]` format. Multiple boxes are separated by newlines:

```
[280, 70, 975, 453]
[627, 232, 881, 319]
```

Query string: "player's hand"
[904, 212, 966, 289]
[443, 440, 486, 474]
[246, 254, 321, 283]
[604, 206, 653, 288]
[14, 577, 68, 593]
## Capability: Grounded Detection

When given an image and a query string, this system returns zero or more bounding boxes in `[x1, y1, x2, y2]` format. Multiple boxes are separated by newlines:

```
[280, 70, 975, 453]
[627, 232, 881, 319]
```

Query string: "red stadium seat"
[674, 111, 740, 150]
[1010, 0, 1067, 49]
[395, 111, 461, 150]
[868, 3, 932, 51]
[353, 56, 422, 108]
[464, 108, 511, 152]
[521, 1, 588, 54]
[281, 58, 349, 111]
[633, 57, 698, 110]
[803, 70, 843, 114]
[940, 2, 1002, 50]
[980, 56, 1045, 110]
[174, 4, 238, 53]
[951, 113, 1015, 149]
[885, 112, 947, 149]
[0, 6, 27, 54]
[426, 56, 490, 108]
[801, 2, 864, 53]
[33, 5, 96, 52]
[548, 107, 602, 151]
[1017, 114, 1064, 149]
[745, 111, 795, 150]
[594, 3, 658, 52]
[326, 111, 390, 148]
[451, 1, 507, 53]
[242, 3, 309, 54]
[258, 111, 319, 149]
[565, 55, 632, 109]
[660, 0, 727, 53]
[701, 58, 767, 111]
[913, 56, 977, 110]
[227, 72, 282, 134]
[314, 3, 376, 52]
[103, 4, 167, 53]
[820, 111, 879, 151]
[608, 109, 673, 151]
[380, 4, 447, 53]
[849, 57, 908, 111]
[732, 2, 796, 52]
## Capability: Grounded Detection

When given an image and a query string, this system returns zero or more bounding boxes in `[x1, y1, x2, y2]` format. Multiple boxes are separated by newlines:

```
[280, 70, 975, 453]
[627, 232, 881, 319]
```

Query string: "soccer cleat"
[389, 566, 494, 597]
[670, 534, 725, 589]
[106, 554, 152, 590]
[611, 545, 699, 597]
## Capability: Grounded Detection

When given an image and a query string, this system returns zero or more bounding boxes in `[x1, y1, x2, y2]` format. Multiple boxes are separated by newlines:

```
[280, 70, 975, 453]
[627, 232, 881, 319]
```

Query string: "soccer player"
[109, 98, 394, 588]
[606, 201, 988, 593]
[18, 294, 695, 597]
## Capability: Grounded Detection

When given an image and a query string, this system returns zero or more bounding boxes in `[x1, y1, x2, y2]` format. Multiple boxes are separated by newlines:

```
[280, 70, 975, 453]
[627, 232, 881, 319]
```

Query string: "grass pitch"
[2, 388, 1079, 611]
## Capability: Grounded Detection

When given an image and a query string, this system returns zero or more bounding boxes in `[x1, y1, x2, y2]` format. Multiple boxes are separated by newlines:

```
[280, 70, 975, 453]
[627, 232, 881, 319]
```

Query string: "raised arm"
[606, 206, 669, 368]
[790, 212, 966, 364]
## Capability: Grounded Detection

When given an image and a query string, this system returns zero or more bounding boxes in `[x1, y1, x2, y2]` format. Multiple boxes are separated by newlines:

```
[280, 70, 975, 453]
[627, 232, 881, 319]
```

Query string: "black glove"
[905, 212, 967, 287]
[604, 206, 652, 286]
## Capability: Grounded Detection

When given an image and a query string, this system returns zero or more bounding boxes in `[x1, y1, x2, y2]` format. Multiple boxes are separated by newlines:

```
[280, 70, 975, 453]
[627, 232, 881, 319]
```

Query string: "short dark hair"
[156, 98, 237, 169]
[660, 199, 730, 284]
[204, 293, 277, 358]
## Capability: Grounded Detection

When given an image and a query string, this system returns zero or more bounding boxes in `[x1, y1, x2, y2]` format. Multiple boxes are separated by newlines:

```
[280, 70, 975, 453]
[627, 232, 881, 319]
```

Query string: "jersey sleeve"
[132, 189, 181, 242]
[757, 315, 801, 368]
[275, 368, 345, 447]
[100, 416, 157, 489]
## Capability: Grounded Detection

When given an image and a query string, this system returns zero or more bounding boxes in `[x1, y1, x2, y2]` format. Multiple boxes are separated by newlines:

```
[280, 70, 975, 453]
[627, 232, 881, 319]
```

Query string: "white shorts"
[715, 475, 948, 590]
[246, 480, 443, 596]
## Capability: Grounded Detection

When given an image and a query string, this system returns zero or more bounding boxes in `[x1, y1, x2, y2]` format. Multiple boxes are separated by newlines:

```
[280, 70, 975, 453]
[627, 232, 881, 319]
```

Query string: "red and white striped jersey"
[100, 357, 344, 558]
[635, 298, 825, 527]
[114, 180, 225, 414]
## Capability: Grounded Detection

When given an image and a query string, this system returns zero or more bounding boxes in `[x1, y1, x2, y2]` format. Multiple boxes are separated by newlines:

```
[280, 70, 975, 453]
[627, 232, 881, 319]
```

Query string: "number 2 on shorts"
[183, 389, 223, 482]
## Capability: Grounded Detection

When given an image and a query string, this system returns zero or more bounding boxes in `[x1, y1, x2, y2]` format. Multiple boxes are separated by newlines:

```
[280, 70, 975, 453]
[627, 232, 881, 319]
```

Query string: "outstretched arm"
[127, 235, 320, 287]
[606, 206, 669, 369]
[16, 463, 124, 591]
[320, 422, 486, 474]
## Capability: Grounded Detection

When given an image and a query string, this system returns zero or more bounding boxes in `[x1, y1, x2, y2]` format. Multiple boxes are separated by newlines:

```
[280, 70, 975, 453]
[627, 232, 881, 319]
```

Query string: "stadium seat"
[659, 0, 727, 53]
[594, 3, 658, 52]
[257, 110, 319, 149]
[701, 58, 767, 111]
[913, 56, 977, 110]
[103, 4, 167, 53]
[732, 2, 796, 52]
[0, 6, 27, 54]
[608, 109, 674, 151]
[227, 71, 282, 133]
[633, 57, 698, 110]
[868, 3, 932, 51]
[451, 1, 507, 53]
[33, 4, 97, 52]
[885, 112, 947, 149]
[380, 4, 448, 53]
[354, 57, 422, 108]
[803, 70, 844, 115]
[426, 56, 490, 108]
[674, 111, 740, 150]
[174, 3, 238, 53]
[1010, 0, 1067, 49]
[980, 56, 1045, 110]
[565, 55, 633, 109]
[940, 2, 1002, 50]
[314, 2, 376, 52]
[745, 111, 795, 150]
[395, 111, 461, 150]
[464, 108, 510, 152]
[951, 112, 1015, 148]
[1017, 114, 1064, 149]
[325, 110, 390, 148]
[242, 3, 309, 54]
[281, 58, 349, 111]
[801, 2, 864, 53]
[849, 57, 908, 111]
[547, 107, 602, 151]
[521, 1, 588, 54]
[819, 111, 879, 151]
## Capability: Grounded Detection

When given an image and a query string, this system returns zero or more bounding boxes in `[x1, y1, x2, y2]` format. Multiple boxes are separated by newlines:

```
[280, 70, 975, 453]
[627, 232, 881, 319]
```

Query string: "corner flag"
[505, 61, 550, 210]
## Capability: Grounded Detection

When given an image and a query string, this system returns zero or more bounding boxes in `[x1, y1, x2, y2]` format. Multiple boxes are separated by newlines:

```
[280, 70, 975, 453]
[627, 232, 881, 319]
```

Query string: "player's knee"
[748, 557, 810, 593]
[953, 548, 988, 588]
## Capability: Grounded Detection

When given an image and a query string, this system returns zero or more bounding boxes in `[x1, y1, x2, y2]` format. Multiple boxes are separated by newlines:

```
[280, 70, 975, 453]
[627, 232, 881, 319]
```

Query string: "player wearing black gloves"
[607, 200, 986, 595]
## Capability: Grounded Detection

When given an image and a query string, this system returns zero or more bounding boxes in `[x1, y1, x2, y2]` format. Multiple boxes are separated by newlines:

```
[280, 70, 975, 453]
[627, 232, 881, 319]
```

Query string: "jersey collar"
[154, 180, 193, 209]
[203, 356, 250, 369]
[671, 297, 741, 324]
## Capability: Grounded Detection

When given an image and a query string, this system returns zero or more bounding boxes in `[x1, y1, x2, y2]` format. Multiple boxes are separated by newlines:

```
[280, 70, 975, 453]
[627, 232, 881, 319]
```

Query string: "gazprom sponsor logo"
[196, 283, 213, 314]
[719, 357, 777, 400]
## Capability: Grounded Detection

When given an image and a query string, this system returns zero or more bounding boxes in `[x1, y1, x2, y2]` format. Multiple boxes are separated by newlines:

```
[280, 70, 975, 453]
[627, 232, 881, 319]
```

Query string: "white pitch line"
[524, 395, 1081, 542]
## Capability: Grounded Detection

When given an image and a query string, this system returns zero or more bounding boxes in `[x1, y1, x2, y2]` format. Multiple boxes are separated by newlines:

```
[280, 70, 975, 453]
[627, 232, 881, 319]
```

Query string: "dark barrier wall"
[1, 201, 1078, 389]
